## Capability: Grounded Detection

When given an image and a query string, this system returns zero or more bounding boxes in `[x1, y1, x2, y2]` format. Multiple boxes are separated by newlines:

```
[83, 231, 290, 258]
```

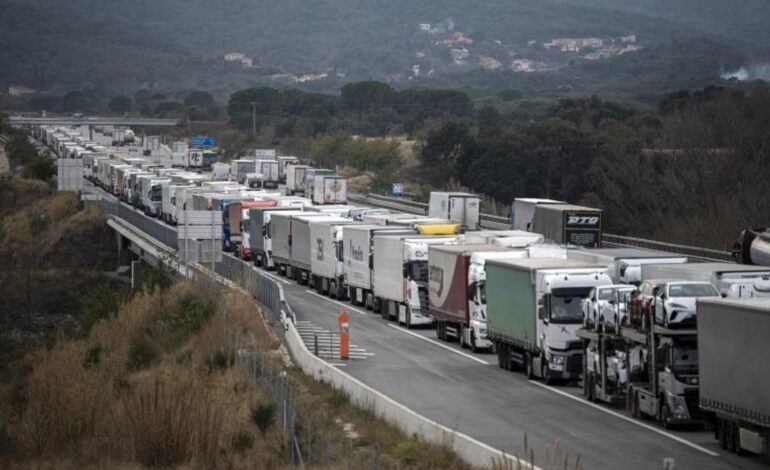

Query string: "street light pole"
[249, 101, 258, 137]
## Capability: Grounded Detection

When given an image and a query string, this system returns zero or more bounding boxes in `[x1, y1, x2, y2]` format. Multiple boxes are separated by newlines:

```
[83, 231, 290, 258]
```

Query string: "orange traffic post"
[338, 312, 350, 360]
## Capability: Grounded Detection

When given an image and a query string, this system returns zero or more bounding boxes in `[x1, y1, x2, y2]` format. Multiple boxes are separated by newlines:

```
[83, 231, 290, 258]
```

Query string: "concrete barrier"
[284, 321, 538, 470]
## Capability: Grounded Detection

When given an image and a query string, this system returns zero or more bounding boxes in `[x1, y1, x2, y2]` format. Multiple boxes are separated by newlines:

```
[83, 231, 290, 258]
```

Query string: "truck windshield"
[150, 186, 162, 201]
[672, 342, 699, 379]
[598, 289, 613, 301]
[408, 261, 429, 283]
[550, 287, 591, 324]
[668, 284, 718, 297]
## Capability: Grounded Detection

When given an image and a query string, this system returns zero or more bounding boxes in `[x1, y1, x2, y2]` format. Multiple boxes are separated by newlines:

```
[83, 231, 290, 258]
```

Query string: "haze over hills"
[1, 0, 766, 99]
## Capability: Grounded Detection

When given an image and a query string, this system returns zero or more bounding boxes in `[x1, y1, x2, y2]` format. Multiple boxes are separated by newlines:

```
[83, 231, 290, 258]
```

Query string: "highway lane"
[81, 180, 765, 469]
[273, 273, 766, 470]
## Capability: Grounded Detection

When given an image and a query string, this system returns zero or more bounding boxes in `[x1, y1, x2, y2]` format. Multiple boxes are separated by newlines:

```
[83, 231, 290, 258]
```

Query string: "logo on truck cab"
[566, 215, 599, 226]
[349, 240, 364, 262]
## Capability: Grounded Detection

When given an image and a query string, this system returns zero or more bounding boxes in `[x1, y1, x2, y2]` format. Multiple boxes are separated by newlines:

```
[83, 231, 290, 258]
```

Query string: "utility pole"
[249, 101, 258, 137]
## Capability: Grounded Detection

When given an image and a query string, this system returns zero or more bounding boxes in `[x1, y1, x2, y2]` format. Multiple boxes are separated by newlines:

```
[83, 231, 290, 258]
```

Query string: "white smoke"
[722, 63, 770, 81]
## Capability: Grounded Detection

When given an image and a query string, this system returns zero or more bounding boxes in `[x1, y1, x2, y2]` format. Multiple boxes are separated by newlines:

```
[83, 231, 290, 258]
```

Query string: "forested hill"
[0, 0, 758, 96]
[559, 0, 770, 51]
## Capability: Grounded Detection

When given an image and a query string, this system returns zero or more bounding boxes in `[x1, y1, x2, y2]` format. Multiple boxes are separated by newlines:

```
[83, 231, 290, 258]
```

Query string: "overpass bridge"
[8, 115, 180, 127]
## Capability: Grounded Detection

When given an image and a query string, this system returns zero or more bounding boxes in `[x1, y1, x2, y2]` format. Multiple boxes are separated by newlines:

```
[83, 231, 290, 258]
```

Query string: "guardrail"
[352, 193, 735, 262]
[96, 189, 534, 469]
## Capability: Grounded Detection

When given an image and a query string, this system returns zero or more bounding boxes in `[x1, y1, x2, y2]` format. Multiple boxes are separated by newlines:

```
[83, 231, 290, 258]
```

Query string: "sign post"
[392, 182, 404, 197]
[338, 313, 350, 360]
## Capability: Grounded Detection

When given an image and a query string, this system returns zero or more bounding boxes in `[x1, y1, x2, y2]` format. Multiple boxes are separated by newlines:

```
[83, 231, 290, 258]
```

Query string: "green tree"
[419, 122, 475, 185]
[62, 91, 88, 113]
[341, 81, 395, 120]
[184, 91, 216, 110]
[108, 95, 133, 115]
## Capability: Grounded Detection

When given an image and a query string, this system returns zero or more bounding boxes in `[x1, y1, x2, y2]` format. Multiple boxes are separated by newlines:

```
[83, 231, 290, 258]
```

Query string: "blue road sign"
[392, 183, 404, 196]
[191, 135, 216, 147]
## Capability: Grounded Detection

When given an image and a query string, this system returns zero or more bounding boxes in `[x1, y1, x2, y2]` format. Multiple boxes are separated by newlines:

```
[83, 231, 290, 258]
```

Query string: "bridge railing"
[94, 197, 179, 249]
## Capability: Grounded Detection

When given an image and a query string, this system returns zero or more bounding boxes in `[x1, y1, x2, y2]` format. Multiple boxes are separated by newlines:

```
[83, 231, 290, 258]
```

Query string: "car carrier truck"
[486, 258, 611, 383]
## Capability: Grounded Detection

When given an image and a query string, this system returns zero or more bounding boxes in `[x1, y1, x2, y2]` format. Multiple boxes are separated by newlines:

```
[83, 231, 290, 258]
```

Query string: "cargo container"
[531, 204, 603, 248]
[248, 208, 304, 268]
[511, 198, 564, 231]
[568, 248, 688, 284]
[343, 225, 418, 308]
[697, 298, 770, 456]
[312, 175, 347, 205]
[428, 192, 481, 231]
[290, 215, 349, 285]
[285, 165, 310, 195]
[304, 168, 335, 197]
[188, 149, 218, 169]
[270, 212, 332, 278]
[641, 262, 770, 298]
[309, 219, 360, 299]
[487, 258, 611, 382]
[374, 234, 458, 327]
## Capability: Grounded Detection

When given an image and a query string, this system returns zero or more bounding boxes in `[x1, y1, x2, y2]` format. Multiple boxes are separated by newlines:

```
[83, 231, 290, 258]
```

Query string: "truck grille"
[418, 287, 429, 312]
[566, 354, 583, 373]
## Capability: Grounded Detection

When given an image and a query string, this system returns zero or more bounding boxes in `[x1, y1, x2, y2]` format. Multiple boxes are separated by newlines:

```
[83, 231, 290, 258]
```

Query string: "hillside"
[0, 0, 755, 97]
[560, 0, 770, 52]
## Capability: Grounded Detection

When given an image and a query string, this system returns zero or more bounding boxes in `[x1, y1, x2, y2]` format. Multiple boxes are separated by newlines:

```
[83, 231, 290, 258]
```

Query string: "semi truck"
[486, 258, 612, 383]
[309, 218, 360, 299]
[312, 175, 348, 205]
[511, 198, 564, 231]
[141, 178, 171, 217]
[289, 214, 341, 285]
[277, 156, 299, 183]
[304, 168, 335, 197]
[429, 244, 523, 351]
[373, 234, 458, 327]
[255, 159, 280, 189]
[428, 191, 481, 231]
[343, 225, 418, 308]
[231, 159, 257, 183]
[285, 165, 310, 195]
[641, 262, 770, 298]
[270, 212, 333, 278]
[227, 200, 278, 256]
[248, 208, 303, 268]
[187, 149, 218, 169]
[531, 204, 603, 248]
[161, 183, 193, 224]
[567, 247, 688, 284]
[697, 298, 770, 456]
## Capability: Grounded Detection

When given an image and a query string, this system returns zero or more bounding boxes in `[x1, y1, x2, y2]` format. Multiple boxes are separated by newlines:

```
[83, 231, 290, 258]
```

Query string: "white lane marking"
[304, 290, 367, 316]
[386, 324, 489, 365]
[260, 270, 291, 285]
[529, 381, 719, 457]
[330, 363, 348, 367]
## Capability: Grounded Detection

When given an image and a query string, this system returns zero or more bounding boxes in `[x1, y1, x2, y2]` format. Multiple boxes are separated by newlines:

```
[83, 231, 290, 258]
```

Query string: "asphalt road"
[262, 269, 767, 470]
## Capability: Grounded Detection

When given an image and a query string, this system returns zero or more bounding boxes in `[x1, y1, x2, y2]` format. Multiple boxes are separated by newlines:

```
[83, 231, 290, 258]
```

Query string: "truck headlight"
[550, 355, 564, 364]
[670, 396, 690, 419]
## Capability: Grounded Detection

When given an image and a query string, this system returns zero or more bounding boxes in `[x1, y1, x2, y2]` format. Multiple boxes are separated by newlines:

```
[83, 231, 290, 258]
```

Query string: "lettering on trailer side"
[350, 240, 365, 262]
[316, 238, 324, 261]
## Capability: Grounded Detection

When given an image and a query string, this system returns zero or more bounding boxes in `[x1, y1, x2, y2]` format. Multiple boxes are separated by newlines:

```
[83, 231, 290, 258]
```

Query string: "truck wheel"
[631, 390, 640, 419]
[405, 306, 412, 329]
[437, 322, 445, 341]
[543, 363, 555, 386]
[717, 420, 728, 450]
[458, 325, 466, 349]
[496, 343, 505, 369]
[524, 353, 534, 379]
[586, 373, 595, 402]
[372, 297, 381, 314]
[725, 420, 736, 453]
[660, 402, 672, 429]
[470, 332, 478, 353]
[329, 280, 336, 298]
[365, 293, 373, 311]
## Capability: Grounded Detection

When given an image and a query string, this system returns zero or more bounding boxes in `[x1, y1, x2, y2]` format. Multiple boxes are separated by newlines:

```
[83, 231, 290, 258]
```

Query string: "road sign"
[191, 135, 216, 148]
[392, 183, 404, 197]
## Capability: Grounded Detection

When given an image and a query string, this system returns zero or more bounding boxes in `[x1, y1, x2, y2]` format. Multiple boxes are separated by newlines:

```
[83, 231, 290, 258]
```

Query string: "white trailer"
[285, 165, 310, 195]
[463, 229, 545, 248]
[255, 160, 280, 189]
[373, 235, 458, 327]
[428, 191, 481, 231]
[277, 156, 299, 183]
[343, 225, 418, 309]
[511, 198, 564, 231]
[309, 219, 359, 299]
[231, 159, 257, 183]
[270, 212, 331, 277]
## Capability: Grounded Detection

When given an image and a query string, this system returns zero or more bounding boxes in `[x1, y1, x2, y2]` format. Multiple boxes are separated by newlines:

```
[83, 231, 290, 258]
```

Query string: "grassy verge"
[0, 278, 479, 469]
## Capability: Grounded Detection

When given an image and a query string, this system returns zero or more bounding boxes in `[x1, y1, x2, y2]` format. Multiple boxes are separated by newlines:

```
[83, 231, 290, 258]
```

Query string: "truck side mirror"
[468, 281, 477, 300]
[538, 306, 547, 321]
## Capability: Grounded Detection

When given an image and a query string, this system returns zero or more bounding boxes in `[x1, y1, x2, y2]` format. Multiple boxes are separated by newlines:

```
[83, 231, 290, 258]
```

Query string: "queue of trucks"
[31, 124, 770, 460]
